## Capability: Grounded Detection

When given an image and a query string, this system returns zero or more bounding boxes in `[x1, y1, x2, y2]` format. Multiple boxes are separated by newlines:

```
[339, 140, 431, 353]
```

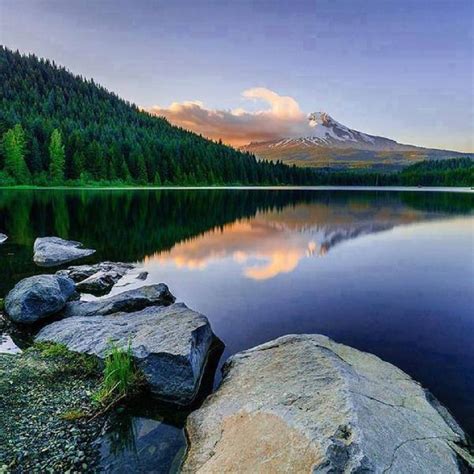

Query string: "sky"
[1, 0, 473, 151]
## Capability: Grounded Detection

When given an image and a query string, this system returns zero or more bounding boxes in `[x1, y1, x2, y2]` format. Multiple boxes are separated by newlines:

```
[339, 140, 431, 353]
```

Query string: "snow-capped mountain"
[274, 112, 410, 151]
[242, 112, 470, 169]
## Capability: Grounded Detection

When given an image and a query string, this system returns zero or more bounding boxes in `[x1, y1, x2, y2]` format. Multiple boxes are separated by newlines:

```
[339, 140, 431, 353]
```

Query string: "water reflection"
[144, 199, 456, 280]
[0, 189, 471, 280]
[0, 188, 473, 442]
[99, 413, 186, 474]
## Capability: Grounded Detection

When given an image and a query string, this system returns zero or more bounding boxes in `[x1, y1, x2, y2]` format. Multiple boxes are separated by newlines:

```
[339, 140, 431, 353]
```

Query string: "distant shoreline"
[0, 185, 472, 193]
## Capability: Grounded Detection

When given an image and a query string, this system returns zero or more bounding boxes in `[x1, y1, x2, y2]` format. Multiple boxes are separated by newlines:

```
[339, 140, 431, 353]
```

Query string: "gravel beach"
[0, 344, 106, 473]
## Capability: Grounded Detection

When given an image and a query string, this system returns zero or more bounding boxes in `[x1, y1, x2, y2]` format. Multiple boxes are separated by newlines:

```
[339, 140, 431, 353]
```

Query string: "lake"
[0, 188, 473, 469]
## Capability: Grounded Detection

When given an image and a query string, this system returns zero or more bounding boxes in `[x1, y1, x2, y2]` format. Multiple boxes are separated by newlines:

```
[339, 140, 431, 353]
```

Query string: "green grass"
[92, 341, 143, 407]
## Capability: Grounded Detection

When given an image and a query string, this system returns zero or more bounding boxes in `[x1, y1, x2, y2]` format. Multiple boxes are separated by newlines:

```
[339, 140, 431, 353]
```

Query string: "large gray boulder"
[33, 236, 96, 267]
[62, 284, 175, 318]
[36, 303, 216, 405]
[57, 262, 135, 295]
[4, 275, 76, 324]
[0, 233, 7, 244]
[184, 334, 472, 473]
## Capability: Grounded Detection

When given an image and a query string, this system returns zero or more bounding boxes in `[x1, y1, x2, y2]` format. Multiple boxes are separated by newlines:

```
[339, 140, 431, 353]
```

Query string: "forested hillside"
[0, 48, 471, 187]
[0, 47, 316, 186]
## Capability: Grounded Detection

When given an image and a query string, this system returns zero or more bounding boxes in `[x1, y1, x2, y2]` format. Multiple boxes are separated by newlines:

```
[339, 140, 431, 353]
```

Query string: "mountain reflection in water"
[143, 200, 448, 280]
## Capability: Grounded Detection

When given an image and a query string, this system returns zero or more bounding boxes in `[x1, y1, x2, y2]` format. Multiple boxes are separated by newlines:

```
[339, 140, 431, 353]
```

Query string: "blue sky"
[1, 0, 472, 151]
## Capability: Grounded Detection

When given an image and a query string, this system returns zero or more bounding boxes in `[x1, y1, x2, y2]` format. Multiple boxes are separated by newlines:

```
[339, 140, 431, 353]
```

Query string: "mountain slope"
[0, 47, 316, 186]
[243, 112, 471, 170]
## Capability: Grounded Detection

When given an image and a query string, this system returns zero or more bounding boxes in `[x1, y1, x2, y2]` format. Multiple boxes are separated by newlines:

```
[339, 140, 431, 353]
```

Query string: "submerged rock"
[62, 284, 175, 318]
[4, 275, 76, 324]
[184, 334, 472, 473]
[0, 233, 7, 244]
[57, 262, 135, 295]
[36, 303, 216, 405]
[33, 236, 96, 267]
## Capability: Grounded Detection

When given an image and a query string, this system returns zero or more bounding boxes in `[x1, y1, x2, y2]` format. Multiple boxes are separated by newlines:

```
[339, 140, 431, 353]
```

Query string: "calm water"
[1, 188, 473, 467]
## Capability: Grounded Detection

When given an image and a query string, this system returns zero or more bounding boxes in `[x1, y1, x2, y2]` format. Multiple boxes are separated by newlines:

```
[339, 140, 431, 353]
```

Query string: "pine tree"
[48, 129, 65, 183]
[135, 153, 148, 184]
[120, 160, 132, 182]
[154, 171, 162, 186]
[27, 136, 43, 174]
[70, 151, 84, 180]
[2, 124, 30, 183]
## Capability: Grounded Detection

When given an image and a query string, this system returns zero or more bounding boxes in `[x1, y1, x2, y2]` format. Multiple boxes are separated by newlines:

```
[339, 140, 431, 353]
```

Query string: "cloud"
[147, 87, 311, 146]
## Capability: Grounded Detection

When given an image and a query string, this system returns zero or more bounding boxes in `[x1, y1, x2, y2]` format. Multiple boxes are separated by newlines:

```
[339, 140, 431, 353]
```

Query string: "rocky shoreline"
[1, 236, 473, 472]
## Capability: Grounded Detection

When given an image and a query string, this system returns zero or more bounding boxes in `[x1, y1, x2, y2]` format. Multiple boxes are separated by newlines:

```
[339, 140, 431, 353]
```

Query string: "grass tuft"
[92, 341, 143, 407]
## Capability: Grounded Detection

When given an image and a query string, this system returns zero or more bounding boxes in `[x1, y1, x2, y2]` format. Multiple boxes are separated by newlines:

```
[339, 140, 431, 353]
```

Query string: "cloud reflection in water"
[143, 202, 444, 280]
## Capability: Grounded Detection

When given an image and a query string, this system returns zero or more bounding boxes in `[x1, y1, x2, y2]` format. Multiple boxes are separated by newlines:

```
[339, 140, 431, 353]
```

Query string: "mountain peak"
[308, 112, 335, 128]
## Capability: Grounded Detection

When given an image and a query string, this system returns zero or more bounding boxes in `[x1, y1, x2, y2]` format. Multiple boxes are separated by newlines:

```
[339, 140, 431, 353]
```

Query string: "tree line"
[0, 47, 471, 187]
[311, 158, 473, 187]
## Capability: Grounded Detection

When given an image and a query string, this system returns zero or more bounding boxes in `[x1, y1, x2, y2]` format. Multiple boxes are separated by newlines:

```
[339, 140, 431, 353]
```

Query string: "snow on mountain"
[242, 112, 471, 170]
[265, 112, 408, 151]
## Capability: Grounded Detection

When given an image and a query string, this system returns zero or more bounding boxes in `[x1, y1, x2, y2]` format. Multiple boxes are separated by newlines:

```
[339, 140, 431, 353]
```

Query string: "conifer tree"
[2, 124, 30, 183]
[154, 171, 162, 186]
[135, 153, 148, 184]
[48, 129, 65, 182]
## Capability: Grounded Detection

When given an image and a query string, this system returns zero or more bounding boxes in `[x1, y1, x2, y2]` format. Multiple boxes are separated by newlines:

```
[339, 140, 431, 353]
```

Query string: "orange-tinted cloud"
[147, 87, 311, 146]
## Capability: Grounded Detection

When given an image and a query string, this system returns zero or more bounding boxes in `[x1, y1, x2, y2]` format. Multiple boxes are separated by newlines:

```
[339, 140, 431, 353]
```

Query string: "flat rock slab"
[36, 303, 216, 405]
[57, 262, 135, 295]
[184, 334, 472, 473]
[0, 233, 7, 244]
[62, 284, 175, 318]
[5, 275, 76, 324]
[34, 236, 96, 267]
